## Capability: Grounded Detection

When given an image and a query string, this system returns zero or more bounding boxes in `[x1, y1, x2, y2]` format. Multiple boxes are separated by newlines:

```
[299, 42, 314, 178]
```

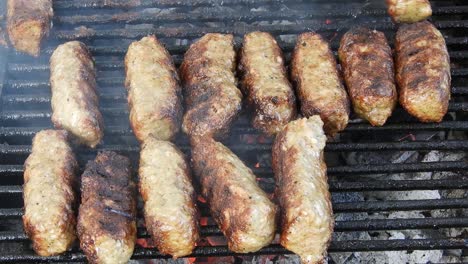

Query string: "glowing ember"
[197, 195, 207, 203]
[136, 238, 153, 248]
[199, 217, 209, 226]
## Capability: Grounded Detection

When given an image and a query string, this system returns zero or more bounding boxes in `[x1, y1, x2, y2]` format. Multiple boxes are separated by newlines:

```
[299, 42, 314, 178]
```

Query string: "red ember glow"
[197, 195, 207, 203]
[136, 238, 153, 248]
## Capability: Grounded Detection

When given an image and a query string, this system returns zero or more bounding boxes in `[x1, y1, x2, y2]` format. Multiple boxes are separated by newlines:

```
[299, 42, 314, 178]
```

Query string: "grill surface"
[0, 0, 467, 262]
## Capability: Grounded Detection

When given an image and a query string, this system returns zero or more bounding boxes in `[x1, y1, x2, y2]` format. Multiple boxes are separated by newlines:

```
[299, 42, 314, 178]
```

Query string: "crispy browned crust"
[238, 31, 297, 136]
[23, 130, 78, 256]
[77, 151, 137, 264]
[191, 137, 277, 253]
[7, 0, 52, 56]
[50, 41, 104, 148]
[395, 21, 451, 123]
[291, 32, 350, 136]
[125, 35, 183, 142]
[139, 138, 199, 258]
[386, 0, 432, 23]
[180, 33, 242, 139]
[272, 117, 333, 264]
[338, 27, 397, 126]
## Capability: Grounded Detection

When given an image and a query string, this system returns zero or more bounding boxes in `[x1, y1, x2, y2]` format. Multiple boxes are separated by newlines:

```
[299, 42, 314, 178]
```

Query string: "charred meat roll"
[338, 27, 397, 126]
[395, 21, 451, 122]
[7, 0, 53, 56]
[180, 33, 242, 139]
[125, 36, 182, 142]
[50, 41, 104, 148]
[238, 31, 297, 135]
[291, 32, 350, 136]
[139, 137, 199, 257]
[77, 151, 137, 264]
[272, 116, 334, 264]
[386, 0, 432, 23]
[23, 130, 78, 256]
[191, 137, 276, 253]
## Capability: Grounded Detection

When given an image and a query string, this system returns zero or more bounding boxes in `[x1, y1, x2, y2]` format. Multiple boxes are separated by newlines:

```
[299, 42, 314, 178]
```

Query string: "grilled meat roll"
[7, 0, 53, 56]
[238, 31, 296, 135]
[125, 36, 182, 142]
[77, 151, 137, 264]
[338, 27, 397, 126]
[23, 130, 78, 256]
[139, 138, 199, 257]
[191, 137, 277, 253]
[180, 33, 242, 139]
[291, 32, 350, 136]
[396, 21, 451, 122]
[50, 41, 104, 148]
[386, 0, 432, 23]
[272, 116, 333, 264]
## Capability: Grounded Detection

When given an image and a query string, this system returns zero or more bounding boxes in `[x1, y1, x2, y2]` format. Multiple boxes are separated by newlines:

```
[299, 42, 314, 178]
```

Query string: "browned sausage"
[23, 130, 78, 256]
[7, 0, 53, 56]
[180, 33, 242, 139]
[191, 137, 277, 253]
[291, 32, 350, 135]
[77, 151, 137, 264]
[396, 21, 451, 122]
[125, 35, 182, 142]
[139, 137, 199, 257]
[272, 116, 333, 264]
[338, 27, 397, 126]
[386, 0, 432, 23]
[239, 31, 297, 135]
[50, 41, 104, 148]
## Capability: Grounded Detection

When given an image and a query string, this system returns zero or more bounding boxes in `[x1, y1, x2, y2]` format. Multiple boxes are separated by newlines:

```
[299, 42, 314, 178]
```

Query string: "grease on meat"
[239, 31, 296, 135]
[23, 130, 78, 256]
[77, 151, 137, 264]
[50, 41, 104, 148]
[338, 27, 397, 126]
[180, 33, 242, 139]
[386, 0, 432, 23]
[139, 138, 199, 257]
[191, 138, 277, 253]
[272, 116, 334, 264]
[7, 0, 53, 56]
[396, 21, 451, 122]
[291, 32, 350, 136]
[125, 36, 182, 142]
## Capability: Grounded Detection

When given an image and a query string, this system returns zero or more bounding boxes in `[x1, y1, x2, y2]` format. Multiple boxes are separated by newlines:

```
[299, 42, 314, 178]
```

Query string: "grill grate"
[0, 0, 467, 262]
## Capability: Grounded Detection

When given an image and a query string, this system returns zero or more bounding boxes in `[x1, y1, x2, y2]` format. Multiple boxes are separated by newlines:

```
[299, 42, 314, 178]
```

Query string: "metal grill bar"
[1, 102, 466, 124]
[1, 217, 466, 243]
[0, 239, 466, 263]
[1, 239, 466, 262]
[2, 140, 468, 154]
[55, 5, 468, 26]
[54, 0, 302, 9]
[52, 20, 468, 40]
[2, 121, 468, 141]
[1, 177, 468, 195]
[5, 66, 468, 90]
[2, 198, 467, 219]
[11, 35, 466, 58]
